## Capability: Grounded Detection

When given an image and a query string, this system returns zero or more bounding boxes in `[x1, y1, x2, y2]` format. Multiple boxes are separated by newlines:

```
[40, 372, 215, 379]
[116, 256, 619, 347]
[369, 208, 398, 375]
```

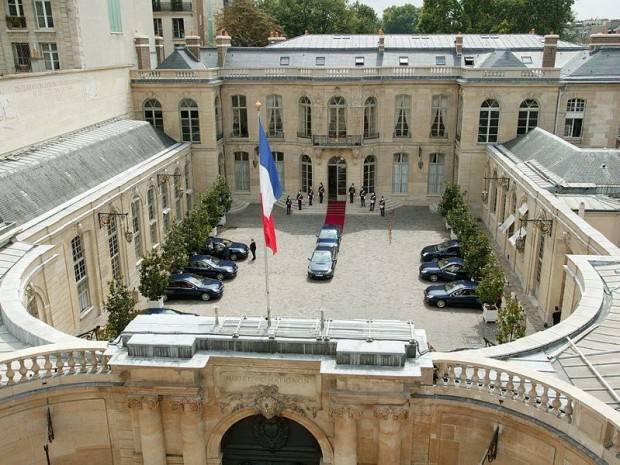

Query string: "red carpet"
[325, 200, 346, 231]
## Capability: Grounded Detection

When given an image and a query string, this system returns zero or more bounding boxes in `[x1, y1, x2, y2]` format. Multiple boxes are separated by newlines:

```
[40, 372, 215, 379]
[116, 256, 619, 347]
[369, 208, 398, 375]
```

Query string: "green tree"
[462, 228, 491, 278]
[103, 275, 138, 340]
[212, 175, 233, 214]
[260, 0, 351, 38]
[418, 0, 463, 34]
[476, 255, 506, 307]
[382, 4, 420, 34]
[138, 251, 170, 301]
[216, 0, 282, 46]
[347, 1, 381, 34]
[437, 182, 466, 218]
[497, 296, 526, 343]
[161, 224, 189, 273]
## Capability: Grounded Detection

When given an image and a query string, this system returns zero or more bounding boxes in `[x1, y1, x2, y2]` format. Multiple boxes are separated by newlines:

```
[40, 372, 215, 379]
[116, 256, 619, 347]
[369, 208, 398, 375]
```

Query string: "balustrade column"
[128, 395, 167, 465]
[374, 406, 408, 465]
[329, 406, 362, 465]
[170, 397, 207, 465]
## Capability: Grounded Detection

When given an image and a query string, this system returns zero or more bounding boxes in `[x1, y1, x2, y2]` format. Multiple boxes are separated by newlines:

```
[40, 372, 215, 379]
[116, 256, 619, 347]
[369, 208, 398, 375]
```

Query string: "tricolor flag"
[258, 121, 283, 254]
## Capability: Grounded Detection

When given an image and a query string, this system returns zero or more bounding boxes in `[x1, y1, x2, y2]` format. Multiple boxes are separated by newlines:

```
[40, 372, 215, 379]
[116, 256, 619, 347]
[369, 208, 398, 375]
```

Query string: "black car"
[424, 280, 481, 308]
[184, 254, 238, 280]
[419, 257, 471, 282]
[142, 307, 199, 316]
[203, 237, 249, 261]
[420, 240, 462, 262]
[165, 273, 224, 301]
[307, 246, 337, 280]
[316, 225, 342, 252]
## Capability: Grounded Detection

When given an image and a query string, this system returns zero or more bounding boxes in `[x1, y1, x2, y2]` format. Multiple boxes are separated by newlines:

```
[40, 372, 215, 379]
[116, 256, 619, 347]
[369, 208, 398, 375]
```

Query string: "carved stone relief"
[373, 406, 409, 420]
[218, 384, 318, 418]
[328, 405, 363, 419]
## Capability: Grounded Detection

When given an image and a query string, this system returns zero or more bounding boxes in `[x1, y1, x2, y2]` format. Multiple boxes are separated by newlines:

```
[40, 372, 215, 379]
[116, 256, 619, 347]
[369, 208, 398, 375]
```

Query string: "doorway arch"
[327, 156, 347, 201]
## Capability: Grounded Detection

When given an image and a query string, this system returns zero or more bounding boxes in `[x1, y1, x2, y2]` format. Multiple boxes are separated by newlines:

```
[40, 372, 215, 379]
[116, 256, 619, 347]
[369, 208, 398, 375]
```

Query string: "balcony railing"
[312, 135, 362, 147]
[364, 132, 380, 140]
[152, 1, 192, 12]
[297, 131, 312, 139]
[6, 15, 26, 29]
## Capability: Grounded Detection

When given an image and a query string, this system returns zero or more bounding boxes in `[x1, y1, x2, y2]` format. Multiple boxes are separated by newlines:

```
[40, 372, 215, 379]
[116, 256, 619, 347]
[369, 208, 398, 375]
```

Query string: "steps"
[273, 195, 403, 215]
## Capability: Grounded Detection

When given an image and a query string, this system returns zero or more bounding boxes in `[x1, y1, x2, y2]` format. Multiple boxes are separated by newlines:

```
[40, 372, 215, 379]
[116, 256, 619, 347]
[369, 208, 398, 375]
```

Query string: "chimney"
[185, 35, 201, 60]
[378, 29, 385, 53]
[589, 33, 620, 52]
[134, 35, 151, 70]
[155, 36, 165, 65]
[268, 31, 287, 45]
[216, 30, 231, 67]
[542, 33, 559, 68]
[455, 32, 463, 55]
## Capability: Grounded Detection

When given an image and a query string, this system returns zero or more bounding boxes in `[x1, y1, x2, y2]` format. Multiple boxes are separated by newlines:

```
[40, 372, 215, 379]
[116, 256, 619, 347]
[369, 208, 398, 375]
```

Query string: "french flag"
[258, 121, 283, 254]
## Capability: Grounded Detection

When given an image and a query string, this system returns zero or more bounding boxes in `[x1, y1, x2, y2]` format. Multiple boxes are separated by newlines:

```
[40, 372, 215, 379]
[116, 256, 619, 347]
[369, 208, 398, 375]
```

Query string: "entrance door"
[221, 415, 322, 465]
[327, 157, 347, 201]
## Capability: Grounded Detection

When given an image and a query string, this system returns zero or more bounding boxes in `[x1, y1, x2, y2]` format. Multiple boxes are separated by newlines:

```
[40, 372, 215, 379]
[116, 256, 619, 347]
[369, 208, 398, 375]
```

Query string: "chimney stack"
[134, 35, 151, 70]
[542, 33, 559, 68]
[216, 30, 231, 67]
[589, 33, 620, 52]
[155, 36, 165, 65]
[455, 32, 463, 55]
[267, 31, 287, 45]
[378, 29, 385, 53]
[185, 35, 201, 60]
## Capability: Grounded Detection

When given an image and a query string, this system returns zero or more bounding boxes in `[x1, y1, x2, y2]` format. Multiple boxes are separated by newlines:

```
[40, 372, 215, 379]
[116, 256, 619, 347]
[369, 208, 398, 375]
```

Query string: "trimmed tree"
[138, 251, 170, 302]
[103, 275, 138, 340]
[462, 228, 492, 279]
[497, 296, 527, 343]
[161, 224, 189, 273]
[437, 182, 467, 218]
[476, 255, 506, 308]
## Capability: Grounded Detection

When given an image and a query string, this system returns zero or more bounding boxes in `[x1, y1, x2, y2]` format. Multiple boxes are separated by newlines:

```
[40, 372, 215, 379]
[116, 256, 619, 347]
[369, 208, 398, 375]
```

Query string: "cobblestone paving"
[170, 203, 544, 352]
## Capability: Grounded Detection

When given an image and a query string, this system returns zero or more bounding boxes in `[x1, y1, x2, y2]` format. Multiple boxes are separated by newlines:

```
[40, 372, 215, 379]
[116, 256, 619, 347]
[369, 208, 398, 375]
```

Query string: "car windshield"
[436, 241, 452, 252]
[208, 257, 221, 265]
[438, 258, 450, 268]
[318, 229, 338, 240]
[185, 276, 202, 286]
[312, 250, 332, 263]
[444, 281, 461, 292]
[219, 239, 232, 246]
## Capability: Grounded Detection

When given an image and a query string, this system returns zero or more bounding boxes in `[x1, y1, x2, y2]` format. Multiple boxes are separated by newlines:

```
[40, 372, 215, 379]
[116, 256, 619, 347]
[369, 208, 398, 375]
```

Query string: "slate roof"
[501, 128, 620, 190]
[0, 120, 178, 228]
[479, 50, 527, 68]
[563, 47, 620, 80]
[157, 48, 207, 70]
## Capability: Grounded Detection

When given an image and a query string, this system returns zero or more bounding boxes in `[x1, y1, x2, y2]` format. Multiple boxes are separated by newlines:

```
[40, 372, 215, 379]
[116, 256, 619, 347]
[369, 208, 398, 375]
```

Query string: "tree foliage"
[497, 296, 526, 343]
[103, 275, 138, 340]
[462, 228, 491, 278]
[437, 182, 466, 218]
[382, 4, 420, 34]
[215, 0, 282, 46]
[138, 251, 170, 301]
[347, 1, 381, 34]
[418, 0, 464, 34]
[476, 255, 506, 306]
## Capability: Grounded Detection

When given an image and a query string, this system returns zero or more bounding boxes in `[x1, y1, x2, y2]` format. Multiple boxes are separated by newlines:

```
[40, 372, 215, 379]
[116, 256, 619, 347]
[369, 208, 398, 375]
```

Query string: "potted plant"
[476, 256, 506, 323]
[138, 251, 170, 308]
[497, 296, 527, 343]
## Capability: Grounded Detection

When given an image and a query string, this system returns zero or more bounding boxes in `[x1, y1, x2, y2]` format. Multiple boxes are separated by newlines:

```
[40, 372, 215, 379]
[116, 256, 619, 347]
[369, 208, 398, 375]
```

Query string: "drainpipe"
[553, 84, 566, 136]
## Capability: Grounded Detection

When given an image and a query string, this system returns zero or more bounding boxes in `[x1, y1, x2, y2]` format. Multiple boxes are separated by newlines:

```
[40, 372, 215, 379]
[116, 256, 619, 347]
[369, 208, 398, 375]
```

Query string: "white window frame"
[394, 95, 411, 138]
[144, 98, 164, 131]
[427, 153, 444, 195]
[517, 99, 539, 135]
[392, 153, 409, 194]
[232, 95, 248, 137]
[430, 95, 447, 138]
[40, 42, 59, 70]
[35, 0, 53, 28]
[179, 98, 200, 142]
[478, 99, 500, 143]
[301, 154, 313, 193]
[172, 18, 185, 39]
[147, 185, 158, 248]
[364, 97, 377, 139]
[564, 98, 586, 139]
[131, 198, 143, 260]
[299, 96, 312, 137]
[234, 151, 250, 192]
[267, 94, 284, 137]
[71, 235, 90, 312]
[328, 96, 347, 138]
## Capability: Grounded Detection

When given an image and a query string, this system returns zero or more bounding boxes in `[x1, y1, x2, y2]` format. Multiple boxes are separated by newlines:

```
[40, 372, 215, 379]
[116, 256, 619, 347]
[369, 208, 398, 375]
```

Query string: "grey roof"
[501, 128, 620, 189]
[158, 48, 207, 70]
[0, 120, 177, 227]
[557, 194, 620, 212]
[564, 47, 620, 79]
[479, 50, 527, 68]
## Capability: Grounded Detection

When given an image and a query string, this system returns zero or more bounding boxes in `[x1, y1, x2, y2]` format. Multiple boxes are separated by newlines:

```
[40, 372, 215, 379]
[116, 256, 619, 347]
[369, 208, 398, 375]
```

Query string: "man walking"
[349, 183, 356, 204]
[318, 183, 325, 203]
[249, 239, 256, 260]
[360, 186, 366, 207]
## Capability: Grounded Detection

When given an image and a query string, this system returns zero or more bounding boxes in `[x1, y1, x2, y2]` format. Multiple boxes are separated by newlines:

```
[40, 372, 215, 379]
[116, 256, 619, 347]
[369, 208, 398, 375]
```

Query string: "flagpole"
[256, 101, 272, 328]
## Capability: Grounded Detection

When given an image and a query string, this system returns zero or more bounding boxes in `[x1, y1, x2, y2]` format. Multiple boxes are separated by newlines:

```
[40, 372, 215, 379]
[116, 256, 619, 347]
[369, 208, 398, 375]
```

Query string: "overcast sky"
[363, 0, 619, 21]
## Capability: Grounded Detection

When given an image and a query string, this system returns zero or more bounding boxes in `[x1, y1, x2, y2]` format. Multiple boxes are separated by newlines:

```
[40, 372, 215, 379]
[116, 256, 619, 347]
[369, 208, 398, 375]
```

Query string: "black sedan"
[142, 307, 199, 316]
[424, 280, 481, 308]
[204, 237, 249, 261]
[419, 257, 471, 282]
[307, 246, 337, 280]
[184, 254, 237, 280]
[165, 273, 224, 301]
[316, 225, 342, 252]
[420, 240, 462, 262]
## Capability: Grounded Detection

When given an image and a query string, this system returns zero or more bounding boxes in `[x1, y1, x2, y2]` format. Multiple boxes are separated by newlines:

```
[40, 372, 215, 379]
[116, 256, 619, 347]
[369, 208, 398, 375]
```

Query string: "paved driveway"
[169, 203, 507, 351]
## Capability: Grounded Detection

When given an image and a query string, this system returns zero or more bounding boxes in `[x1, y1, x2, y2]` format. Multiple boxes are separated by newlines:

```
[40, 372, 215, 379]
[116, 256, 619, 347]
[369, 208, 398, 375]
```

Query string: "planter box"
[482, 303, 498, 323]
[146, 298, 164, 309]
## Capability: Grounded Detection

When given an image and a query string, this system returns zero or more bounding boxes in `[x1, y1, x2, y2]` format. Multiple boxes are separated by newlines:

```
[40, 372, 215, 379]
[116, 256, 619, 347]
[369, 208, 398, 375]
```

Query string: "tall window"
[328, 96, 347, 138]
[508, 191, 517, 237]
[147, 185, 158, 247]
[430, 95, 447, 138]
[144, 99, 164, 131]
[363, 155, 376, 194]
[301, 155, 313, 193]
[12, 43, 31, 72]
[298, 97, 312, 137]
[267, 94, 284, 137]
[8, 0, 24, 17]
[107, 0, 122, 33]
[131, 199, 143, 260]
[35, 1, 54, 28]
[172, 18, 185, 38]
[174, 169, 183, 220]
[179, 98, 200, 142]
[392, 153, 409, 194]
[107, 219, 121, 278]
[534, 232, 546, 297]
[232, 95, 248, 137]
[218, 152, 225, 177]
[71, 236, 90, 312]
[517, 99, 539, 135]
[234, 152, 250, 191]
[456, 94, 463, 140]
[491, 170, 499, 213]
[153, 18, 163, 37]
[394, 95, 411, 138]
[40, 43, 59, 70]
[564, 98, 586, 138]
[215, 95, 223, 139]
[478, 99, 500, 143]
[273, 151, 285, 191]
[185, 161, 193, 210]
[427, 153, 445, 195]
[364, 97, 378, 139]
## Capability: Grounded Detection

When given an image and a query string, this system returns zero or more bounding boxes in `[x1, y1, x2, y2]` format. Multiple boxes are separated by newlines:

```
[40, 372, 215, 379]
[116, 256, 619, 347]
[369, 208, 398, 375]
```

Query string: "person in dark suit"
[285, 195, 292, 215]
[296, 190, 303, 210]
[360, 187, 366, 207]
[369, 192, 376, 211]
[349, 183, 355, 204]
[318, 183, 325, 203]
[249, 239, 256, 260]
[379, 196, 386, 217]
[308, 187, 314, 206]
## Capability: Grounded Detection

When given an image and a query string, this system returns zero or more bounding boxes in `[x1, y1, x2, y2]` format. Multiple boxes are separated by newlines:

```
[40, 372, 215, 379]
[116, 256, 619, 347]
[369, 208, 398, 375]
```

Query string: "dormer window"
[280, 56, 290, 66]
[435, 56, 446, 65]
[521, 56, 532, 64]
[399, 56, 409, 66]
[316, 56, 325, 66]
[464, 56, 475, 66]
[355, 56, 364, 66]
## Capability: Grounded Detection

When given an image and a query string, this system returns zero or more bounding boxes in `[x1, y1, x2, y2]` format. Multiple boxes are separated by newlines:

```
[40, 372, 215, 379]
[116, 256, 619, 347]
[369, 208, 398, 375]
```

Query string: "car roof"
[188, 254, 215, 261]
[452, 280, 477, 289]
[443, 257, 465, 265]
[170, 272, 202, 280]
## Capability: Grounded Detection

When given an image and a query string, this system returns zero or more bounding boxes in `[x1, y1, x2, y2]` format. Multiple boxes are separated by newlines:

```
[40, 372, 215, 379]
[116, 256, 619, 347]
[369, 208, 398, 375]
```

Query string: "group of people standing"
[285, 182, 385, 217]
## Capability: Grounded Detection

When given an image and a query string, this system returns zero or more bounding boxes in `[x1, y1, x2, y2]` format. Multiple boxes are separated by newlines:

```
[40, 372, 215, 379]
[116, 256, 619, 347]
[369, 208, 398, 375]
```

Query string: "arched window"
[174, 168, 183, 220]
[232, 95, 248, 137]
[179, 98, 200, 142]
[364, 97, 378, 139]
[517, 99, 539, 135]
[71, 235, 91, 312]
[234, 151, 250, 191]
[430, 94, 447, 138]
[508, 191, 517, 237]
[392, 153, 409, 194]
[491, 170, 499, 213]
[328, 96, 347, 138]
[564, 98, 586, 138]
[478, 99, 500, 143]
[144, 98, 164, 131]
[427, 153, 445, 195]
[131, 197, 143, 260]
[185, 161, 193, 211]
[363, 155, 376, 194]
[267, 94, 284, 137]
[160, 178, 170, 233]
[147, 185, 159, 247]
[273, 151, 285, 191]
[298, 96, 312, 138]
[215, 94, 223, 140]
[107, 215, 122, 278]
[301, 155, 313, 193]
[394, 95, 411, 138]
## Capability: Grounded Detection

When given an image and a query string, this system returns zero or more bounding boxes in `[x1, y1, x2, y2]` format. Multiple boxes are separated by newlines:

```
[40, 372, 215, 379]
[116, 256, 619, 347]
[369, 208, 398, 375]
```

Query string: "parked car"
[203, 237, 249, 261]
[420, 240, 462, 262]
[419, 257, 471, 282]
[165, 273, 224, 301]
[184, 254, 238, 280]
[307, 246, 338, 280]
[316, 225, 342, 252]
[142, 307, 199, 316]
[424, 280, 481, 309]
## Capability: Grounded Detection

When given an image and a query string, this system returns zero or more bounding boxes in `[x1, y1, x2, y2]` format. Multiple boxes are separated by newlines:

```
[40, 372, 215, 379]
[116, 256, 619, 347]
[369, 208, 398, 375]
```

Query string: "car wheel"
[230, 253, 238, 261]
[216, 273, 224, 280]
[201, 293, 211, 301]
[436, 299, 446, 308]
[429, 274, 439, 282]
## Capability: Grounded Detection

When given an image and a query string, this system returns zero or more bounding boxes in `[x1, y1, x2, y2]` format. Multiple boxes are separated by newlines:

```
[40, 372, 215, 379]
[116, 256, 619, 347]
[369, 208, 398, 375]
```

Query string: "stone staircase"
[273, 195, 403, 215]
[227, 197, 251, 214]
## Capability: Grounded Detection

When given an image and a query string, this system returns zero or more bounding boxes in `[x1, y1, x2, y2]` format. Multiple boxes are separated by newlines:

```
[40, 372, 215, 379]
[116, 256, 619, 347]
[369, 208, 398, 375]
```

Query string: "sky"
[363, 0, 619, 21]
